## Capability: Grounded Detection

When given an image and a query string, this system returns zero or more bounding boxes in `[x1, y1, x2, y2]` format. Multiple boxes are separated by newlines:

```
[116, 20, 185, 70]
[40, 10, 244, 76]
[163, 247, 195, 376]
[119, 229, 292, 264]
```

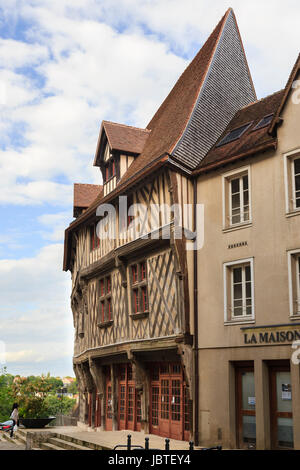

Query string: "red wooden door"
[149, 363, 186, 441]
[118, 382, 127, 430]
[136, 392, 142, 432]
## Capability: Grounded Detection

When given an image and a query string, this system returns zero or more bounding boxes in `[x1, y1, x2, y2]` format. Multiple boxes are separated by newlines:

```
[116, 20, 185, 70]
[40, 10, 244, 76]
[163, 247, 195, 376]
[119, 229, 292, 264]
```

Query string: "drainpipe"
[193, 177, 199, 446]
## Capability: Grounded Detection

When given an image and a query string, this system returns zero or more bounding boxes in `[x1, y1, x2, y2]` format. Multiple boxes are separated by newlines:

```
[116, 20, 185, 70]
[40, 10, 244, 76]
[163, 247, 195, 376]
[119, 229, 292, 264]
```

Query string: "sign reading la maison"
[242, 324, 300, 345]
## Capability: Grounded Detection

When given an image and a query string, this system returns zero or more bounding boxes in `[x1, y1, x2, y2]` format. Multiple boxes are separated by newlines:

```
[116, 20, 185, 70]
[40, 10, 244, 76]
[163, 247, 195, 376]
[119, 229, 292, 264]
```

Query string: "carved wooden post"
[111, 364, 118, 431]
[131, 355, 149, 433]
[89, 359, 106, 430]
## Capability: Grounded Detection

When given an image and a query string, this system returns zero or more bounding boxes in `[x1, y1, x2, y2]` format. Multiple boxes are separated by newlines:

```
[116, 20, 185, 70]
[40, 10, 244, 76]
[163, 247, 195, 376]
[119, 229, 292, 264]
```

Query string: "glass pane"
[294, 158, 300, 175]
[231, 178, 240, 193]
[276, 372, 292, 413]
[243, 175, 248, 190]
[242, 415, 256, 444]
[278, 417, 293, 448]
[246, 281, 252, 298]
[232, 193, 240, 209]
[234, 283, 242, 299]
[245, 265, 251, 281]
[295, 175, 300, 191]
[233, 267, 242, 283]
[242, 372, 255, 410]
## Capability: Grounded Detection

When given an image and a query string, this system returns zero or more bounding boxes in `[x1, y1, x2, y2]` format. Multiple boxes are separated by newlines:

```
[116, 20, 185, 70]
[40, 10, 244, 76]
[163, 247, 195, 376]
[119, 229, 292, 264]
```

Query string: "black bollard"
[145, 437, 149, 450]
[127, 434, 132, 451]
[165, 438, 170, 450]
[189, 441, 194, 451]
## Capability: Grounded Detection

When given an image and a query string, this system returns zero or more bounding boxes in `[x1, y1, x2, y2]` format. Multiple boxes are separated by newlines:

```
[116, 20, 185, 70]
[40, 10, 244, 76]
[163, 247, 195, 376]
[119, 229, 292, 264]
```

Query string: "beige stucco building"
[194, 65, 300, 449]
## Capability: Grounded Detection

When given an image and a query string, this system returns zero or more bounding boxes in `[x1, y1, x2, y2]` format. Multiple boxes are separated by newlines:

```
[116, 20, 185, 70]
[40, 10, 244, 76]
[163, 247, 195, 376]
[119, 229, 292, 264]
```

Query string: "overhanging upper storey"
[93, 120, 150, 196]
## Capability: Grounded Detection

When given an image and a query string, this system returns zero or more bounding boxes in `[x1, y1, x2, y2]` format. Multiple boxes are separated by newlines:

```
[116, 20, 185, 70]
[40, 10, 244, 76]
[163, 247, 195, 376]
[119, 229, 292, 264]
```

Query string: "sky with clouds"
[0, 0, 299, 377]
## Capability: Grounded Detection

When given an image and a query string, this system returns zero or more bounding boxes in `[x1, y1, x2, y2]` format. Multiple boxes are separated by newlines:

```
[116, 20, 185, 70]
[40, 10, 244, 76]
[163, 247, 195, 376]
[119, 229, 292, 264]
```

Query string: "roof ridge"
[168, 8, 232, 154]
[103, 120, 150, 133]
[239, 89, 285, 110]
[74, 183, 102, 186]
[146, 9, 230, 133]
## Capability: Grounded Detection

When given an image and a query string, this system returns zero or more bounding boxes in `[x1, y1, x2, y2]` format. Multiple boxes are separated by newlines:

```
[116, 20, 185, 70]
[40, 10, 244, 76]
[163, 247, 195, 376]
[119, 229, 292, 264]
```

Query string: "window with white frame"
[224, 259, 254, 322]
[292, 158, 300, 210]
[223, 167, 251, 229]
[288, 250, 300, 316]
[284, 151, 300, 214]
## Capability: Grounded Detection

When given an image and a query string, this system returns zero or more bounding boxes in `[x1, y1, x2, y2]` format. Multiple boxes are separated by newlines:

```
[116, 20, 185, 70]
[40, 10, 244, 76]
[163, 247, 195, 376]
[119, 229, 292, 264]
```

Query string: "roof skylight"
[216, 122, 252, 147]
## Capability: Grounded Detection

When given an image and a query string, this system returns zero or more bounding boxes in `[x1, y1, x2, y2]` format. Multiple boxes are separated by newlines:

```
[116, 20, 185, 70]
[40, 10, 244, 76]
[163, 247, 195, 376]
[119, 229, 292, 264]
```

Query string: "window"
[90, 223, 100, 250]
[253, 114, 273, 130]
[288, 250, 300, 317]
[98, 275, 112, 325]
[130, 261, 148, 316]
[284, 151, 300, 214]
[293, 158, 300, 209]
[216, 122, 252, 147]
[223, 167, 251, 229]
[224, 258, 254, 323]
[103, 159, 117, 183]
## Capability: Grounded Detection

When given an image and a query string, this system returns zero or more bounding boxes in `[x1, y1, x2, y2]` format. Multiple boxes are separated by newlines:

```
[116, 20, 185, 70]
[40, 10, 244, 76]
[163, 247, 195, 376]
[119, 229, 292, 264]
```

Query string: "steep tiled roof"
[118, 9, 231, 180]
[102, 121, 150, 154]
[73, 184, 103, 216]
[195, 89, 285, 173]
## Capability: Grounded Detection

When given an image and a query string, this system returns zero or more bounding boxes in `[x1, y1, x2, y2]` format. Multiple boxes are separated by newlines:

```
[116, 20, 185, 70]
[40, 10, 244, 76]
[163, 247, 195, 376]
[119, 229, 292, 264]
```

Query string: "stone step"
[1, 433, 23, 446]
[54, 433, 106, 450]
[40, 442, 67, 451]
[47, 437, 92, 451]
[15, 433, 26, 444]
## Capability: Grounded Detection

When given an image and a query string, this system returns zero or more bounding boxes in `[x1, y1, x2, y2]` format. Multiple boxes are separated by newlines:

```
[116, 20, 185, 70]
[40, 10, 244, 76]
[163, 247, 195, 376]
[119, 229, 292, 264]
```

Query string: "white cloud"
[38, 211, 71, 241]
[0, 243, 74, 371]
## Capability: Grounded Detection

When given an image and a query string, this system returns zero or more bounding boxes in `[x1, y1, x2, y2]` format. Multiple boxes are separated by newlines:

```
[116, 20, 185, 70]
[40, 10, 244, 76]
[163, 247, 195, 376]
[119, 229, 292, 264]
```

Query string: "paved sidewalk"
[22, 426, 191, 450]
[0, 438, 25, 450]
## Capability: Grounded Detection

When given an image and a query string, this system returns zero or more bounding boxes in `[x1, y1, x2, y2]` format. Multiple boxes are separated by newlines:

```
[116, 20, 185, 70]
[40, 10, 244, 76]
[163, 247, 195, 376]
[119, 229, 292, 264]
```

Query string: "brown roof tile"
[195, 89, 285, 172]
[102, 121, 150, 155]
[73, 183, 103, 209]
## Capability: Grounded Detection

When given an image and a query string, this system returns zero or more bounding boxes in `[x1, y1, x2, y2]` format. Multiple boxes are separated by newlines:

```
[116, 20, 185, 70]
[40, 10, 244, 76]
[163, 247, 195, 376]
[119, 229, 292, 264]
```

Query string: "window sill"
[286, 210, 300, 219]
[289, 314, 300, 321]
[224, 319, 255, 326]
[130, 311, 149, 320]
[97, 320, 113, 329]
[222, 222, 252, 233]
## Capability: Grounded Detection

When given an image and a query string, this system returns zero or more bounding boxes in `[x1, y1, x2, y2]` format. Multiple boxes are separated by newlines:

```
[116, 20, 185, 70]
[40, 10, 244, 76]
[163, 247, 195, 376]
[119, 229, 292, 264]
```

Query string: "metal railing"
[113, 434, 222, 451]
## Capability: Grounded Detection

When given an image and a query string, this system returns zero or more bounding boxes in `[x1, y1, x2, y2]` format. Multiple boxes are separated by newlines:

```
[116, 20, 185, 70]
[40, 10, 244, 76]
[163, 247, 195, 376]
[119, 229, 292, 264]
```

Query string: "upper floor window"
[90, 223, 100, 251]
[288, 249, 300, 317]
[223, 166, 251, 230]
[224, 258, 254, 323]
[284, 151, 300, 215]
[104, 159, 116, 183]
[130, 261, 148, 316]
[98, 275, 112, 325]
[293, 158, 300, 209]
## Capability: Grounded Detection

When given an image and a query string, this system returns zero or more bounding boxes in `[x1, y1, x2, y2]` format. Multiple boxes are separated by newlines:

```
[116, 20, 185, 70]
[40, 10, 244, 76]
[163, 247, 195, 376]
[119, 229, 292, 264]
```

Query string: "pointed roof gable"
[112, 8, 256, 179]
[269, 53, 300, 135]
[94, 121, 150, 166]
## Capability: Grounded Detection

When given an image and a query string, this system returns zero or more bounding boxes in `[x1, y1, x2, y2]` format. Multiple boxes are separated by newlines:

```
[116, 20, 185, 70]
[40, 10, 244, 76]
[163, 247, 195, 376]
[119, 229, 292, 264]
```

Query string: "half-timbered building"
[63, 8, 300, 448]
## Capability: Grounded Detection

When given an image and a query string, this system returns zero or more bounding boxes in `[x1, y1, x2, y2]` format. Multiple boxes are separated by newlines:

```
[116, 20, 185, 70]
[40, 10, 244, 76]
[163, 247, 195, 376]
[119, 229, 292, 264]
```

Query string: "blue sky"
[0, 0, 299, 377]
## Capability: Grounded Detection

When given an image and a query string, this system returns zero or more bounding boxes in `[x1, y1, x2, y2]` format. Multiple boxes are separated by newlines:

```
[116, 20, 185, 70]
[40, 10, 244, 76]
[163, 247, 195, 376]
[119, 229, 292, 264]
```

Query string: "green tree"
[11, 375, 53, 418]
[66, 380, 78, 395]
[44, 395, 76, 416]
[0, 367, 14, 421]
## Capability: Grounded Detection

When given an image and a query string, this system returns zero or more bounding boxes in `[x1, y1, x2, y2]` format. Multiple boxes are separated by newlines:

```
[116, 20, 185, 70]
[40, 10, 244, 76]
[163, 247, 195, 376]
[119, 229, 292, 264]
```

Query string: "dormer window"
[104, 159, 117, 183]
